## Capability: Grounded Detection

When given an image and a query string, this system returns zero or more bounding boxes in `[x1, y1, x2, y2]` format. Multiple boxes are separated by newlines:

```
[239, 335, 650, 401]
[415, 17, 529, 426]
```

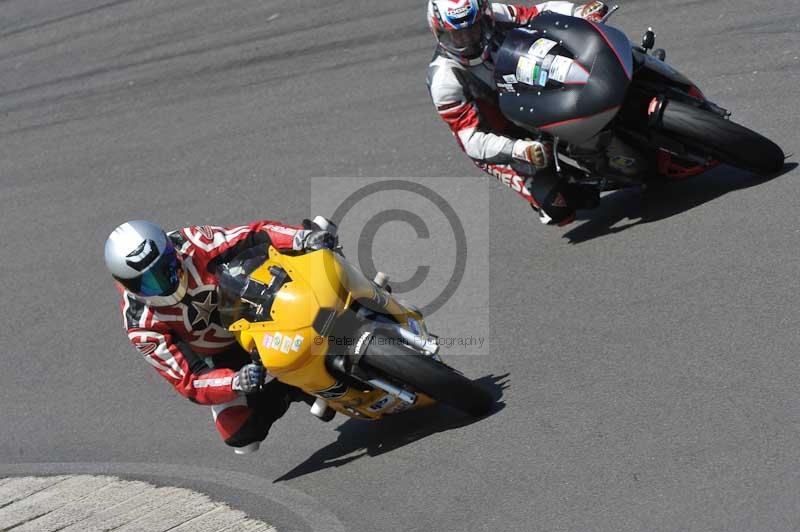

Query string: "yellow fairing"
[228, 246, 434, 420]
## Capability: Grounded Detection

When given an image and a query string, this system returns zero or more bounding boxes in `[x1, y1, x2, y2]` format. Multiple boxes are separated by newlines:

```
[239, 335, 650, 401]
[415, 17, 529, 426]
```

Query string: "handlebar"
[599, 4, 620, 23]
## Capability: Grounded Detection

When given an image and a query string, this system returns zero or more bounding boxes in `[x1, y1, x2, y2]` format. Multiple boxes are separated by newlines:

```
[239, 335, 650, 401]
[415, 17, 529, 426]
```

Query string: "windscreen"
[217, 247, 273, 328]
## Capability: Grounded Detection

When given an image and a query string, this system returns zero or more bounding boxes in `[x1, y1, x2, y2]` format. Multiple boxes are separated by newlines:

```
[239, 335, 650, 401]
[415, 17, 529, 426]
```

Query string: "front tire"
[659, 100, 784, 174]
[359, 335, 493, 417]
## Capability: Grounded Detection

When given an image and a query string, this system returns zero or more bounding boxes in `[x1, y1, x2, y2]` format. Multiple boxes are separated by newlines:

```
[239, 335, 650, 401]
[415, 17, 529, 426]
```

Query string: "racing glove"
[291, 215, 340, 253]
[297, 230, 337, 252]
[232, 363, 266, 395]
[573, 1, 609, 22]
[512, 140, 552, 169]
[305, 215, 338, 236]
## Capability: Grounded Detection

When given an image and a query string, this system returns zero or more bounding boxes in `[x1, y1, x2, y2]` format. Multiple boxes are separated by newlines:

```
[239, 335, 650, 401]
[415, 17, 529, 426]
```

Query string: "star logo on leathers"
[189, 290, 218, 329]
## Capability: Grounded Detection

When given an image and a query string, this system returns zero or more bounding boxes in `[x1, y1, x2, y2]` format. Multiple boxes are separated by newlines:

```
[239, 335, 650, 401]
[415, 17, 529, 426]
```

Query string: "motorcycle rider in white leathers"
[427, 0, 608, 225]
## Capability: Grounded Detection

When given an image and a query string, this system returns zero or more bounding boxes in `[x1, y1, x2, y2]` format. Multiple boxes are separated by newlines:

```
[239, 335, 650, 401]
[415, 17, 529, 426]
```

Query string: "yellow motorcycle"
[217, 243, 492, 422]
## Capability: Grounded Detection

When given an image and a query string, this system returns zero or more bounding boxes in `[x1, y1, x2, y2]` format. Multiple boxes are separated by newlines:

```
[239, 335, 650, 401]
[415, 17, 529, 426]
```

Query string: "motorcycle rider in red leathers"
[105, 218, 337, 454]
[427, 0, 608, 226]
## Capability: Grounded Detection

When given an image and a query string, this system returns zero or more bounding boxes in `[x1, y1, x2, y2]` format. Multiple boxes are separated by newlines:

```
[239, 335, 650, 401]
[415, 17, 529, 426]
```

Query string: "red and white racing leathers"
[119, 220, 305, 445]
[427, 2, 578, 206]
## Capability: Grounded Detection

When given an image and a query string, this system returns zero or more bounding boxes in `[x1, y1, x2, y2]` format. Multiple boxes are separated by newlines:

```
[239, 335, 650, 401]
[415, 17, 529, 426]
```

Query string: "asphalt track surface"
[1, 1, 798, 531]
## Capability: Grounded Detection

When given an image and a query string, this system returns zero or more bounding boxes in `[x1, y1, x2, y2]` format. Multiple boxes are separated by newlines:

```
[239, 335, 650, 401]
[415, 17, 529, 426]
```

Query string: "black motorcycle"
[493, 8, 785, 190]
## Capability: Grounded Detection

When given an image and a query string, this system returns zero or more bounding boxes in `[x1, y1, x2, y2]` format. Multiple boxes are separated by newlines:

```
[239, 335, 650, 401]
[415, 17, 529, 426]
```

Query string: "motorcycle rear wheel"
[659, 100, 784, 175]
[359, 337, 493, 418]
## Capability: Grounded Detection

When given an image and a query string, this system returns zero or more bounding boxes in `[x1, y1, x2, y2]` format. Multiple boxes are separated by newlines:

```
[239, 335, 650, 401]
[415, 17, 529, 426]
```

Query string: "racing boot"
[228, 380, 310, 454]
[525, 175, 598, 226]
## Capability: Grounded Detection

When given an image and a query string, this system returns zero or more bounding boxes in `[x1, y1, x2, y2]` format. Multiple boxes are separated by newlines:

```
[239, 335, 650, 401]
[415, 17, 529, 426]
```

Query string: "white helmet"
[104, 220, 185, 304]
[428, 0, 492, 65]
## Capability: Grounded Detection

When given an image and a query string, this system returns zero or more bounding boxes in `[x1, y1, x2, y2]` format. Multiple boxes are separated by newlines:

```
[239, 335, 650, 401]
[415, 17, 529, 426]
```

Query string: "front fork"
[310, 272, 442, 420]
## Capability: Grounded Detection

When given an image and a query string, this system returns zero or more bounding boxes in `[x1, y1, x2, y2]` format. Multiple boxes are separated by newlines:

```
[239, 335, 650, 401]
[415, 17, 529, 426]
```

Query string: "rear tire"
[359, 336, 493, 417]
[660, 100, 784, 174]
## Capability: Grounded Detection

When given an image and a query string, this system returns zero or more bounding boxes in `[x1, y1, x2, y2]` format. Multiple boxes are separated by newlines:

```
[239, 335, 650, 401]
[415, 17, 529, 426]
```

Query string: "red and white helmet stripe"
[428, 0, 489, 35]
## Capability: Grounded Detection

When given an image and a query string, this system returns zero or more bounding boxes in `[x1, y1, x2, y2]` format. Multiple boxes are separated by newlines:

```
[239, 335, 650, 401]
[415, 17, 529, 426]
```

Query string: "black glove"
[301, 230, 337, 252]
[231, 363, 265, 395]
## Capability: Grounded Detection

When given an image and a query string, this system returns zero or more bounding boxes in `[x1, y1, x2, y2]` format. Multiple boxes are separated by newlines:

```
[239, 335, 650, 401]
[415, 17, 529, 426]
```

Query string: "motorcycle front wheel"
[659, 100, 785, 174]
[359, 335, 493, 418]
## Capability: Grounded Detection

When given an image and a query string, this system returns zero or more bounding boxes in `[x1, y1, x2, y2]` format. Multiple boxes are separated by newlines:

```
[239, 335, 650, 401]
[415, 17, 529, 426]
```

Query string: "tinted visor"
[449, 24, 482, 48]
[439, 22, 486, 59]
[116, 243, 180, 297]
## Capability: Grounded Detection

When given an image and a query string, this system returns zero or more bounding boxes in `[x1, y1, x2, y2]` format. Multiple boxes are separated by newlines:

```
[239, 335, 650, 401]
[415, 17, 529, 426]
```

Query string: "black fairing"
[632, 48, 694, 88]
[494, 13, 633, 144]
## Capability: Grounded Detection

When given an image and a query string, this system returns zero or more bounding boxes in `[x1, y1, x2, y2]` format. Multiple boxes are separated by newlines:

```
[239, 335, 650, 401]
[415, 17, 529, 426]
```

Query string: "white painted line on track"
[0, 463, 345, 532]
[0, 475, 276, 532]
